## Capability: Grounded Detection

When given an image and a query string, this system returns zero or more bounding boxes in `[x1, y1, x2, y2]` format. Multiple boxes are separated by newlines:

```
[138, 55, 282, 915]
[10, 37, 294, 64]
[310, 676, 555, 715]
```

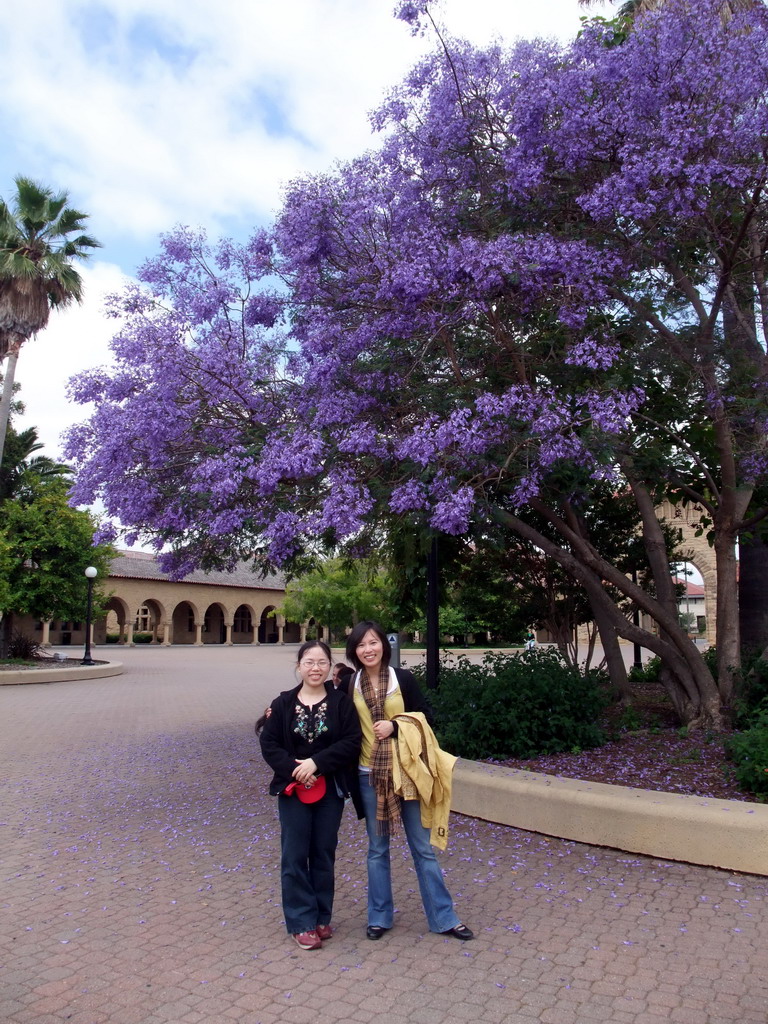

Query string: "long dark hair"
[255, 640, 333, 733]
[345, 621, 391, 671]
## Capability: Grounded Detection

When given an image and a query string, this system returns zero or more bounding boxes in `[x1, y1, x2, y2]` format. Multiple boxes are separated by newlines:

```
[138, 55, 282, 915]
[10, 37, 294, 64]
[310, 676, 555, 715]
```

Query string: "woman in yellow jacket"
[342, 621, 473, 942]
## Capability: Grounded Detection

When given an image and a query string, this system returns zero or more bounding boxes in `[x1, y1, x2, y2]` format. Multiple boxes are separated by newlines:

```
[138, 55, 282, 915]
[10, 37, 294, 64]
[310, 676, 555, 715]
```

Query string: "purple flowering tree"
[67, 0, 768, 728]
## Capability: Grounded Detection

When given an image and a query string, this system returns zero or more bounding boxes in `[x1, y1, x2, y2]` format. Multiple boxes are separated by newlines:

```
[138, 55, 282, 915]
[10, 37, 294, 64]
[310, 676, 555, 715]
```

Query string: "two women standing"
[259, 624, 472, 948]
[343, 621, 473, 942]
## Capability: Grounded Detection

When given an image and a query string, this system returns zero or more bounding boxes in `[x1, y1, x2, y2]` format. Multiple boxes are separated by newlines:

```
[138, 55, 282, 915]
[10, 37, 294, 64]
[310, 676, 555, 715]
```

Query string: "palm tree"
[0, 423, 72, 501]
[0, 176, 100, 465]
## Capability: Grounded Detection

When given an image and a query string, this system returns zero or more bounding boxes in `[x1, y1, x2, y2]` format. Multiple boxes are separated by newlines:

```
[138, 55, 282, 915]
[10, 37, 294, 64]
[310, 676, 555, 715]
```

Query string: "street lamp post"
[81, 566, 98, 666]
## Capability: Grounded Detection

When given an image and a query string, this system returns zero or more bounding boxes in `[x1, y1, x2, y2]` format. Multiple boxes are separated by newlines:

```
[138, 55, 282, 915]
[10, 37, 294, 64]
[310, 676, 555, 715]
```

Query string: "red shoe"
[293, 930, 322, 950]
[316, 924, 333, 940]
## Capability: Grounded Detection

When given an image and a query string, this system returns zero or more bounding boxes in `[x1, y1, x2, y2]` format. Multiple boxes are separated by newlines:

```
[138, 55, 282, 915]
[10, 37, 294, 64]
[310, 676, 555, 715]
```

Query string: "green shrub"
[417, 648, 607, 760]
[725, 702, 768, 799]
[106, 633, 120, 644]
[695, 645, 768, 731]
[706, 646, 768, 726]
[132, 632, 153, 644]
[628, 655, 661, 683]
[703, 645, 718, 680]
[735, 650, 768, 724]
[611, 706, 643, 734]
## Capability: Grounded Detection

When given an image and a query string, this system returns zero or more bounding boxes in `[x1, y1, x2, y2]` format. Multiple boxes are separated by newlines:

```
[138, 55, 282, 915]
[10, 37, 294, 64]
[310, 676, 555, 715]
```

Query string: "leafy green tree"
[0, 481, 113, 654]
[445, 560, 528, 645]
[0, 176, 100, 464]
[279, 559, 394, 641]
[0, 531, 12, 613]
[679, 612, 697, 633]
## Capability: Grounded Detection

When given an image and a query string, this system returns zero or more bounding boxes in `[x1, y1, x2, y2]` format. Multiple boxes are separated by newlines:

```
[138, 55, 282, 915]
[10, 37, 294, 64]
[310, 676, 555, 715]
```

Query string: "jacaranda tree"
[67, 0, 768, 728]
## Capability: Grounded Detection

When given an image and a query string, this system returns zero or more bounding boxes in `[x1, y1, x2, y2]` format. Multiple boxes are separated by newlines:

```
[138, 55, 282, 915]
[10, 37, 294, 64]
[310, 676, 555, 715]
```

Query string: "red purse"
[284, 776, 327, 804]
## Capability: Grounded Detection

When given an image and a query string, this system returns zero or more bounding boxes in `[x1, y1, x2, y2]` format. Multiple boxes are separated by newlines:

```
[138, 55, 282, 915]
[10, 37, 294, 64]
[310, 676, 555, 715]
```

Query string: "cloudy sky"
[0, 0, 612, 460]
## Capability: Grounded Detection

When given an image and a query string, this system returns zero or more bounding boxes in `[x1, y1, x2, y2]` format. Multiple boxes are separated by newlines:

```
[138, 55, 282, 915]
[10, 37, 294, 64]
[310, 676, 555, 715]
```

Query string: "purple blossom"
[430, 486, 475, 535]
[389, 480, 428, 514]
[64, 0, 768, 577]
[244, 294, 283, 328]
[564, 337, 621, 371]
[393, 1, 430, 36]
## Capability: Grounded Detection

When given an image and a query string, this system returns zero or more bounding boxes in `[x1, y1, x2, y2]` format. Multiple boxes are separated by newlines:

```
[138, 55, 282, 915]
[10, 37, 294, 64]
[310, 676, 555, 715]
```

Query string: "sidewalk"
[1, 645, 767, 1024]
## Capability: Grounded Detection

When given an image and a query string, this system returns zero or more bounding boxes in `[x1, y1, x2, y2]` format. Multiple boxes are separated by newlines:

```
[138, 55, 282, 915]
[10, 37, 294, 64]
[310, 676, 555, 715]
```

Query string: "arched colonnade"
[90, 551, 325, 647]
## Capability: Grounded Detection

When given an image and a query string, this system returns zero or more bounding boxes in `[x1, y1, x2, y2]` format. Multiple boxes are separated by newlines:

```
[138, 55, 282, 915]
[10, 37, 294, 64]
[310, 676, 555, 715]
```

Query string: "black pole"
[632, 569, 643, 672]
[82, 574, 95, 666]
[387, 632, 401, 669]
[426, 535, 439, 690]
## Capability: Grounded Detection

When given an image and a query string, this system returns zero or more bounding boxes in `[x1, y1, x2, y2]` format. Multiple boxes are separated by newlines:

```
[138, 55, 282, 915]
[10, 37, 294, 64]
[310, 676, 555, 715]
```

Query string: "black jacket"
[259, 682, 362, 797]
[341, 666, 434, 818]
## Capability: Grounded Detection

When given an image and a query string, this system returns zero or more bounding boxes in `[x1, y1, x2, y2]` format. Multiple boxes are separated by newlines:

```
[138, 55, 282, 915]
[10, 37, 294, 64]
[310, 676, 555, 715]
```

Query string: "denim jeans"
[358, 770, 460, 933]
[278, 789, 344, 934]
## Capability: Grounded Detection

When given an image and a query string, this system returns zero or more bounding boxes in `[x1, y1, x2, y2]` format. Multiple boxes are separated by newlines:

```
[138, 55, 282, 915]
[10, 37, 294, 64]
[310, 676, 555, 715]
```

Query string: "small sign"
[387, 632, 401, 668]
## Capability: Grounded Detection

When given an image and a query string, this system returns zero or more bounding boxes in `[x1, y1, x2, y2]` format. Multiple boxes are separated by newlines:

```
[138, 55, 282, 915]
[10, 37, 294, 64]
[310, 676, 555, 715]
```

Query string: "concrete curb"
[453, 758, 768, 876]
[0, 661, 123, 685]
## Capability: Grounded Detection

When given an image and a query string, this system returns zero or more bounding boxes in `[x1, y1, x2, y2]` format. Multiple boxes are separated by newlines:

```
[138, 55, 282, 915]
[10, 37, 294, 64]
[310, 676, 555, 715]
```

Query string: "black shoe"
[443, 924, 474, 941]
[366, 925, 388, 940]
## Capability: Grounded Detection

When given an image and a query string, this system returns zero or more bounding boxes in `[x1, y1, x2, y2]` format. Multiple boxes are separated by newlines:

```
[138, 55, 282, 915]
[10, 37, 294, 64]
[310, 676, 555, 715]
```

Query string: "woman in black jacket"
[342, 621, 472, 942]
[259, 640, 361, 950]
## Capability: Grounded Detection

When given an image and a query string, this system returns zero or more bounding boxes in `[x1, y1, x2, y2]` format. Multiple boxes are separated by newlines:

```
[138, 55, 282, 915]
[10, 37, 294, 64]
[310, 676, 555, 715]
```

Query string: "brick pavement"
[1, 645, 767, 1024]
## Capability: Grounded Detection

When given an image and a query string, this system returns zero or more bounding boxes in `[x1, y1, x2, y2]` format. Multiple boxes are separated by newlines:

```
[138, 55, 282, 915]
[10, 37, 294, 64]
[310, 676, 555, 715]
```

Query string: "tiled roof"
[672, 576, 705, 597]
[108, 550, 286, 591]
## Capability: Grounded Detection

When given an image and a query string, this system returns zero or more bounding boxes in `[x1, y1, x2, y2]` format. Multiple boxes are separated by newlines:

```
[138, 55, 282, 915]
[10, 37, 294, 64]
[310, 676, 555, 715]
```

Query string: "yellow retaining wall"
[0, 662, 123, 685]
[453, 759, 768, 876]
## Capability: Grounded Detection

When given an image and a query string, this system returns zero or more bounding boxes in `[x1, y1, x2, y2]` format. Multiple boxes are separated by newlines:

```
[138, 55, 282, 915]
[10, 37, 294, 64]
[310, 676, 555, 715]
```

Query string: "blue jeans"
[278, 789, 344, 934]
[358, 770, 460, 933]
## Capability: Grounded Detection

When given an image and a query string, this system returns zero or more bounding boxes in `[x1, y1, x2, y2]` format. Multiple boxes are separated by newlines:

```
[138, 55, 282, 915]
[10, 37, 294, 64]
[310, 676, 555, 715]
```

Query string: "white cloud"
[0, 0, 614, 459]
[13, 262, 131, 460]
[0, 0, 612, 238]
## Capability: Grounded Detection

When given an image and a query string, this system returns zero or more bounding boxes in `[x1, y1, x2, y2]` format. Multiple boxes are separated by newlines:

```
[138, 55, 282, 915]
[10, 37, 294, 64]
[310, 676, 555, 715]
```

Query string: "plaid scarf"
[360, 664, 400, 835]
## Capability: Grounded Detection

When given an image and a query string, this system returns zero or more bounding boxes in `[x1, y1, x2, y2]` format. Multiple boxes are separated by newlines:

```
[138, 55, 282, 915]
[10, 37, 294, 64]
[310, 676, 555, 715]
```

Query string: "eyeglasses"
[300, 659, 330, 668]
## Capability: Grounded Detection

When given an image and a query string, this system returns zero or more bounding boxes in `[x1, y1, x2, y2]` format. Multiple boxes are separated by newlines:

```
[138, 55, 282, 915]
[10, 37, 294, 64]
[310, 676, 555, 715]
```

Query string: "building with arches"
[21, 549, 311, 649]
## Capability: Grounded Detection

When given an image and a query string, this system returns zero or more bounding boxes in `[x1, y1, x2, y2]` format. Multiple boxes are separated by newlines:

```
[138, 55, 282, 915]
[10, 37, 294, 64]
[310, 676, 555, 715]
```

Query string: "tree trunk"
[494, 504, 724, 729]
[738, 533, 768, 655]
[626, 473, 703, 718]
[0, 612, 12, 660]
[714, 526, 740, 709]
[625, 475, 679, 622]
[724, 249, 767, 666]
[564, 503, 631, 700]
[578, 620, 599, 673]
[589, 593, 631, 701]
[543, 610, 580, 667]
[707, 237, 762, 701]
[529, 497, 715, 694]
[0, 349, 19, 468]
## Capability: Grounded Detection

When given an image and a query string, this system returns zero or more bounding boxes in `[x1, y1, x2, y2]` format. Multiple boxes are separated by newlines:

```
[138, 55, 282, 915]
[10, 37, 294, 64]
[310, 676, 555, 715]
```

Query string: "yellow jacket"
[391, 712, 457, 851]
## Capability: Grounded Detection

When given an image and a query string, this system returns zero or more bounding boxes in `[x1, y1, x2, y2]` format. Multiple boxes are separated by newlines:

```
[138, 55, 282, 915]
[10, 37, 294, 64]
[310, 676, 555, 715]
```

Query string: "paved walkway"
[1, 646, 767, 1024]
